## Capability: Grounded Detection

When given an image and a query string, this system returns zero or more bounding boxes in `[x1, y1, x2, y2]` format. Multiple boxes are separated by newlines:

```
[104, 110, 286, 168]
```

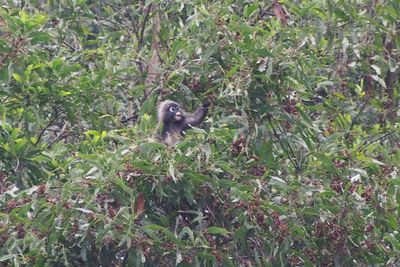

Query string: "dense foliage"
[1, 0, 399, 266]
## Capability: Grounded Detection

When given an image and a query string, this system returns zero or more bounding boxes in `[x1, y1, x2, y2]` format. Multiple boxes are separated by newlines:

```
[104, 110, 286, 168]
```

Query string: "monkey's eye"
[169, 106, 178, 113]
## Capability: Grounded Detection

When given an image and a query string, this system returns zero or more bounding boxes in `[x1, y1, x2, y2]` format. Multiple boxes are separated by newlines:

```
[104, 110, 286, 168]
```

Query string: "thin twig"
[47, 122, 69, 149]
[34, 110, 59, 146]
[276, 117, 302, 169]
[1, 96, 10, 103]
[98, 19, 125, 30]
[103, 2, 135, 34]
[345, 97, 370, 140]
[267, 113, 301, 173]
[13, 157, 20, 173]
[62, 40, 77, 52]
[121, 114, 138, 123]
[138, 2, 153, 50]
[124, 2, 139, 35]
[358, 130, 397, 152]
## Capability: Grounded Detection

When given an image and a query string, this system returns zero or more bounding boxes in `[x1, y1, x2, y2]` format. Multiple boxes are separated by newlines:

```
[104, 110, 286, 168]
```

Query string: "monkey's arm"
[183, 103, 209, 129]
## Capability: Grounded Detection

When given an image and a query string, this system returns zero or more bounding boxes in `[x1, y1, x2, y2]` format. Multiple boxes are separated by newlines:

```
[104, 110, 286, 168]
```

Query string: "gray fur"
[157, 100, 208, 145]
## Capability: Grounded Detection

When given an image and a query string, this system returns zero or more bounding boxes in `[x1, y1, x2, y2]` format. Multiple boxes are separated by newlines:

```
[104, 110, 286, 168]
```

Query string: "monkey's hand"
[202, 100, 211, 108]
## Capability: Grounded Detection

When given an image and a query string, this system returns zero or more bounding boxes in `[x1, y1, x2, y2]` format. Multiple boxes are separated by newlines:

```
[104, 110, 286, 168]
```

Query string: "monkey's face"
[167, 104, 183, 122]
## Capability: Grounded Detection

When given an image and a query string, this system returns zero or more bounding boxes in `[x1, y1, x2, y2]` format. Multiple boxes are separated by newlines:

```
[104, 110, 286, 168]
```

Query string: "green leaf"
[207, 227, 229, 236]
[0, 39, 10, 52]
[183, 181, 195, 204]
[162, 228, 182, 246]
[86, 130, 99, 137]
[139, 142, 165, 152]
[244, 4, 258, 18]
[59, 64, 81, 77]
[29, 31, 51, 44]
[171, 38, 188, 59]
[33, 14, 48, 25]
[334, 8, 349, 21]
[139, 94, 157, 118]
[384, 235, 400, 250]
[390, 179, 400, 186]
[143, 225, 165, 231]
[23, 64, 33, 80]
[178, 227, 194, 241]
[226, 65, 239, 78]
[221, 252, 235, 267]
[333, 92, 346, 100]
[59, 90, 73, 96]
[12, 73, 23, 82]
[0, 62, 11, 82]
[387, 214, 398, 230]
[51, 57, 64, 70]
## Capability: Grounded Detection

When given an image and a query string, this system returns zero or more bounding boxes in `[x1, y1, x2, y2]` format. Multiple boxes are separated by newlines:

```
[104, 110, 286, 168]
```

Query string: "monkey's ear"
[202, 100, 211, 108]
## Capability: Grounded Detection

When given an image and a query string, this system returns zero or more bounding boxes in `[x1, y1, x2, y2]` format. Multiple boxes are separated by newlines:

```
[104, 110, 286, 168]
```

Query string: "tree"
[0, 0, 399, 266]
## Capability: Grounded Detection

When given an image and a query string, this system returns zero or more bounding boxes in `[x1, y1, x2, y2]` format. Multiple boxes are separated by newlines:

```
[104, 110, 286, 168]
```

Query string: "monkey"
[157, 100, 210, 145]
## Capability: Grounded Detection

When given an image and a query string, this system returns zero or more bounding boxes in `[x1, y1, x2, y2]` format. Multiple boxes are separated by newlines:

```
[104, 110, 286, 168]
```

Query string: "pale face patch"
[174, 111, 183, 121]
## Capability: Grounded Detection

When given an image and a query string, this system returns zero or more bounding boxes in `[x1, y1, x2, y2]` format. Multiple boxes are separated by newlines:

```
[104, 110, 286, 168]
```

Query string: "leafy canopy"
[0, 0, 399, 266]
